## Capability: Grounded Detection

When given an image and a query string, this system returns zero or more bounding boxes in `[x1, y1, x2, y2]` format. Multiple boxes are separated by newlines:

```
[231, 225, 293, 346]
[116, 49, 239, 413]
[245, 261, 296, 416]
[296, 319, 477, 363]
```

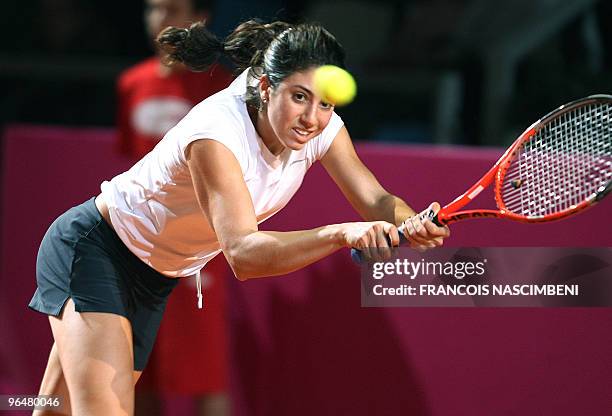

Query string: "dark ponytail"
[157, 18, 345, 105]
[222, 20, 292, 72]
[157, 21, 224, 72]
[156, 19, 290, 73]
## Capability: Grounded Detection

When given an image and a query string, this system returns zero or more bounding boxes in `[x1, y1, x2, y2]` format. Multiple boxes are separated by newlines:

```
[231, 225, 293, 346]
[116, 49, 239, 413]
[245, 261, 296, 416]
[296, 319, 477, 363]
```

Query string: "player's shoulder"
[190, 89, 243, 121]
[177, 70, 249, 136]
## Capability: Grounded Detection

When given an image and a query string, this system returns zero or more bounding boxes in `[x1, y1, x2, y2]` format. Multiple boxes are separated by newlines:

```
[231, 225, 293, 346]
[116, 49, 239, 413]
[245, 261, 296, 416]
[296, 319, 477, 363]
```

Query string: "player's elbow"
[222, 248, 249, 281]
[226, 249, 277, 281]
[228, 259, 266, 281]
[222, 243, 260, 281]
[229, 262, 252, 281]
[221, 232, 275, 281]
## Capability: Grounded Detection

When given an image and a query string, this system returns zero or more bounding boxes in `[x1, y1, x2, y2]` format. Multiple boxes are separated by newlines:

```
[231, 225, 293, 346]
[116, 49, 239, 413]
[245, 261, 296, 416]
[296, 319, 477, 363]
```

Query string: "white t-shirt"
[101, 69, 344, 277]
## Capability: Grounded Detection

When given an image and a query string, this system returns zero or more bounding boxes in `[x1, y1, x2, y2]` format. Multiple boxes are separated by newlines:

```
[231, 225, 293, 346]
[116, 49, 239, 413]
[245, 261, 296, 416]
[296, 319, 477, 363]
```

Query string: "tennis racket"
[352, 94, 612, 263]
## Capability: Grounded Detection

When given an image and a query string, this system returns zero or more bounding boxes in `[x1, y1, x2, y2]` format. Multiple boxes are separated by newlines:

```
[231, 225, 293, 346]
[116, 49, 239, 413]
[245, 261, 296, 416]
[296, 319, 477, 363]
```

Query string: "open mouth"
[293, 127, 311, 137]
[292, 127, 318, 142]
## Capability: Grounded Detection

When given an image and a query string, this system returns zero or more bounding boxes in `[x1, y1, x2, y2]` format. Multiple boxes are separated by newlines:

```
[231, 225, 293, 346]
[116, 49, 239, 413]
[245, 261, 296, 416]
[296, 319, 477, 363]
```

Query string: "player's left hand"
[401, 202, 450, 252]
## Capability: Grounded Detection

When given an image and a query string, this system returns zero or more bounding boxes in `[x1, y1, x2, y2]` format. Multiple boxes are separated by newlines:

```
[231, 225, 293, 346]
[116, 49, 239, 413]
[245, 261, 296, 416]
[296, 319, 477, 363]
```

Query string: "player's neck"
[248, 103, 284, 156]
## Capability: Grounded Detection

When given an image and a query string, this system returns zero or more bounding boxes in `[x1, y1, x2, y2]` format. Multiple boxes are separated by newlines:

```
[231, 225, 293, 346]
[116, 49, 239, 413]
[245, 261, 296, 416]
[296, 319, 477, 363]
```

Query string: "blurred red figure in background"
[116, 1, 233, 415]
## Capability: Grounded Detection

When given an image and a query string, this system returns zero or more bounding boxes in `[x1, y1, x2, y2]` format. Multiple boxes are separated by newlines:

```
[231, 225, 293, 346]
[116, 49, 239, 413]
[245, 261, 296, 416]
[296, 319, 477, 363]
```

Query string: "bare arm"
[321, 127, 450, 248]
[186, 139, 397, 280]
[321, 126, 417, 225]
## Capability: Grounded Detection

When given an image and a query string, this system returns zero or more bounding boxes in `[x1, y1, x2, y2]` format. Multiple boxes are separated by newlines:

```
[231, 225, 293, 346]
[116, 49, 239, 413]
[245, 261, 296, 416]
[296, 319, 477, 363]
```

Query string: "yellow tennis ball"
[313, 65, 357, 106]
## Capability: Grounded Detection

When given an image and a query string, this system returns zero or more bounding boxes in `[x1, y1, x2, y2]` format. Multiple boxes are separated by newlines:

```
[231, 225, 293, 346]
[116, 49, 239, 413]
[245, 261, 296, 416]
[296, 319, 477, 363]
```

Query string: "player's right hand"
[401, 202, 450, 252]
[341, 221, 399, 261]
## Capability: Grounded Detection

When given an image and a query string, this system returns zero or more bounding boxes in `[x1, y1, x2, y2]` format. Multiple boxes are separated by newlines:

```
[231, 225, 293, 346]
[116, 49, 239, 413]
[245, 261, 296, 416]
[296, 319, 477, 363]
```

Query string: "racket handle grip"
[350, 208, 444, 264]
[432, 215, 443, 227]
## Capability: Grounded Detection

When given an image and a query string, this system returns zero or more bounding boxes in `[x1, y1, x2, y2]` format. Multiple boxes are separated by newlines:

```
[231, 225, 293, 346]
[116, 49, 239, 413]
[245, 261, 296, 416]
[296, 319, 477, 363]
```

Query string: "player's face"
[145, 0, 207, 41]
[261, 68, 334, 154]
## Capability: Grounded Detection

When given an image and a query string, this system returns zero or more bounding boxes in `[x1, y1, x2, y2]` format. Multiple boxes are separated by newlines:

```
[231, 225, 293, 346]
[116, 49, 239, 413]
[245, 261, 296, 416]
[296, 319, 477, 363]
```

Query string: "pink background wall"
[1, 125, 611, 415]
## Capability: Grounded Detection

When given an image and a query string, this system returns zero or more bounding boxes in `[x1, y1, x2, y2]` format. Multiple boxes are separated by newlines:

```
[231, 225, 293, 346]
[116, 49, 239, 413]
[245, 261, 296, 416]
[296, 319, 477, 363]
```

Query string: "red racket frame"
[435, 95, 612, 225]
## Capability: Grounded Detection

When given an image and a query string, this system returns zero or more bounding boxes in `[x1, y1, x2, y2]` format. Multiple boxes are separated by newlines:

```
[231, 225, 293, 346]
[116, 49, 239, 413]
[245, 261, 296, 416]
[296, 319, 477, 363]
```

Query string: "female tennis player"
[30, 19, 449, 415]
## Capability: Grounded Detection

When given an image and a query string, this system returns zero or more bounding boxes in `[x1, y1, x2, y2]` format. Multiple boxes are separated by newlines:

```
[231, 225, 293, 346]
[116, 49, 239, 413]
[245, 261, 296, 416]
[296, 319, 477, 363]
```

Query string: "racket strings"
[501, 102, 612, 218]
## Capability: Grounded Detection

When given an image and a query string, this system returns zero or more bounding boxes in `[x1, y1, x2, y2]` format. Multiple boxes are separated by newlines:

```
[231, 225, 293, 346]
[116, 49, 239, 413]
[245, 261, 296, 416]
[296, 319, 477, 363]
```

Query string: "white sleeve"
[311, 111, 344, 161]
[174, 104, 248, 172]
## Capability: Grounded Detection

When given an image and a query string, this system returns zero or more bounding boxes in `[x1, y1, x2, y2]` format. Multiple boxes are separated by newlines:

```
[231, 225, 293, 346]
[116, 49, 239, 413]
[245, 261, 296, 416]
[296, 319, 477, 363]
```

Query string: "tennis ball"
[313, 65, 357, 106]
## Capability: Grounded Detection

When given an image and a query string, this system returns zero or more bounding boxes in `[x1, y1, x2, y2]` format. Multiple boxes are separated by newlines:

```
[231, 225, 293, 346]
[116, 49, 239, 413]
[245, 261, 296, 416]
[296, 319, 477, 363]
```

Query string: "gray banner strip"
[360, 247, 612, 307]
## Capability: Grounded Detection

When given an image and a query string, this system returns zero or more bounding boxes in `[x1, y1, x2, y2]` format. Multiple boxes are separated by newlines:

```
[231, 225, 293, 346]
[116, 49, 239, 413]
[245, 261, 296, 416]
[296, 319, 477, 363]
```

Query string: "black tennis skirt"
[29, 197, 179, 370]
